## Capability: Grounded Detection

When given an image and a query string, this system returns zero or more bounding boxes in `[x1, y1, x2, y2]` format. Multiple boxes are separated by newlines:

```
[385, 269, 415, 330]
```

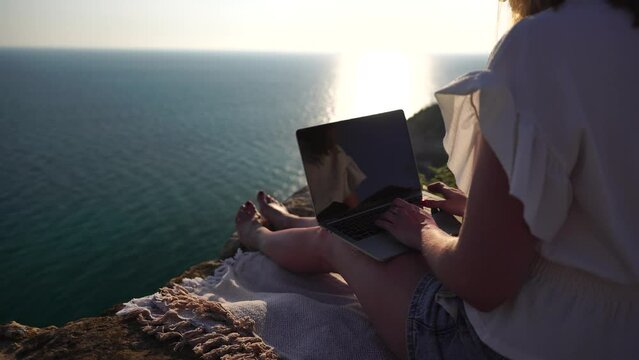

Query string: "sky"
[0, 0, 508, 54]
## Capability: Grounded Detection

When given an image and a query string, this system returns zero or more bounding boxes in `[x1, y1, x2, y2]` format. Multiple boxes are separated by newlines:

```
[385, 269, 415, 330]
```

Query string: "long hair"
[298, 127, 337, 165]
[509, 0, 639, 26]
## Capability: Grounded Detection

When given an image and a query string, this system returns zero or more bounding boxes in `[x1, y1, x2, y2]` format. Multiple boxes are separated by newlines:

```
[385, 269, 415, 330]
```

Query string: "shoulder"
[487, 6, 560, 73]
[488, 1, 630, 73]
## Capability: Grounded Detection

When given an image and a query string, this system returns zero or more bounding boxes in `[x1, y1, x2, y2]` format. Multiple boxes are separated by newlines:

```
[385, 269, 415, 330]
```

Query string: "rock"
[1, 315, 200, 360]
[166, 260, 222, 285]
[406, 104, 449, 174]
[1, 322, 31, 342]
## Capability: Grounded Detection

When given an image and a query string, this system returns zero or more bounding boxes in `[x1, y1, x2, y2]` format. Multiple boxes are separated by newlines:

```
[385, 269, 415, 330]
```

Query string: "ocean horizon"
[0, 48, 487, 326]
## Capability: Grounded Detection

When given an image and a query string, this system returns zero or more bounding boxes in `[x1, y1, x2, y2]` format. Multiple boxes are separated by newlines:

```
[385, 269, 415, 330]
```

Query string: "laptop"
[296, 109, 423, 261]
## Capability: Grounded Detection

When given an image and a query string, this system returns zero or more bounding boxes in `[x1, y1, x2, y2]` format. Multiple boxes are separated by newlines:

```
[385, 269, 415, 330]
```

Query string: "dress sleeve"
[435, 70, 573, 242]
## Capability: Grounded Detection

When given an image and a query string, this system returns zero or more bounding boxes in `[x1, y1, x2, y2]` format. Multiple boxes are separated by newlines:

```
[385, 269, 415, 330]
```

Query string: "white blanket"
[117, 250, 394, 359]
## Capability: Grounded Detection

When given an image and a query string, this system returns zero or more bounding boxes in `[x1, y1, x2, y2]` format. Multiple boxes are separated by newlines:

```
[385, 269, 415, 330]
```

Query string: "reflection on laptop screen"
[296, 110, 421, 223]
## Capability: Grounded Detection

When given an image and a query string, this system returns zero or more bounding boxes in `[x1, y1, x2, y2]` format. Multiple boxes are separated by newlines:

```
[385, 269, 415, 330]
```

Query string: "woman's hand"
[421, 182, 467, 217]
[375, 198, 450, 250]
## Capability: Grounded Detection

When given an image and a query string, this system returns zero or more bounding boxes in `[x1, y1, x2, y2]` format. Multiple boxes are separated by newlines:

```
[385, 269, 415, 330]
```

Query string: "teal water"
[0, 49, 486, 326]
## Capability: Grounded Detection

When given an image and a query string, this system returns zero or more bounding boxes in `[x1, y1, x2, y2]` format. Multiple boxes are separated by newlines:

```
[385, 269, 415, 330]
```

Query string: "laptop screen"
[296, 110, 422, 223]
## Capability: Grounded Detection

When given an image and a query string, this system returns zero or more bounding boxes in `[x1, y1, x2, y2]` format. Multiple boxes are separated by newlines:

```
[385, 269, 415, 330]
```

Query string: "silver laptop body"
[296, 110, 421, 261]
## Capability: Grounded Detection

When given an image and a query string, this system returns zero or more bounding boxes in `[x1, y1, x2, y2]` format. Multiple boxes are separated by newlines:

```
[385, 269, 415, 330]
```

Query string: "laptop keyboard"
[330, 205, 390, 240]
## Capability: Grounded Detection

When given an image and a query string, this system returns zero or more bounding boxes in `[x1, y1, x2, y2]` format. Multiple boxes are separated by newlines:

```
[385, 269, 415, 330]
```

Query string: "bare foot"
[257, 191, 298, 230]
[235, 201, 270, 250]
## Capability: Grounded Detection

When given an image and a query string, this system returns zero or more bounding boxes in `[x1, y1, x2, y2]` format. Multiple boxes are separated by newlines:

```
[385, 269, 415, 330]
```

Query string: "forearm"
[417, 217, 538, 312]
[416, 228, 457, 283]
[415, 229, 491, 311]
[417, 226, 517, 312]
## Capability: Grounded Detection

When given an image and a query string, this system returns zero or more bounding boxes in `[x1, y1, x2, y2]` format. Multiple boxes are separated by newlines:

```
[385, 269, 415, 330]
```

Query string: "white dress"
[435, 0, 639, 359]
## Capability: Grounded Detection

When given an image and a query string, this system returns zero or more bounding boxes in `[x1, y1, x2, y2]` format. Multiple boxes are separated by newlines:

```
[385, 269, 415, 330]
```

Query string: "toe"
[235, 205, 246, 224]
[265, 194, 278, 204]
[257, 191, 267, 206]
[236, 201, 255, 223]
[257, 191, 280, 207]
[246, 201, 265, 222]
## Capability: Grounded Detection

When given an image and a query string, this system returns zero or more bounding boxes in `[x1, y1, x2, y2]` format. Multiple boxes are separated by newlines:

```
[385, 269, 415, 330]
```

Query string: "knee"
[316, 227, 332, 240]
[315, 227, 343, 247]
[311, 226, 341, 257]
[304, 225, 328, 239]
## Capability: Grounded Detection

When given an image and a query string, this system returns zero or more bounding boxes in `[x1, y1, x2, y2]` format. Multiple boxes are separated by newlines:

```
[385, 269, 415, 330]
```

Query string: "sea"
[0, 49, 487, 327]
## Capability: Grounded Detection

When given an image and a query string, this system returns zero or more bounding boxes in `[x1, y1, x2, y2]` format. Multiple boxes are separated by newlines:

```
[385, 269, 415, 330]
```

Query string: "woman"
[236, 0, 639, 358]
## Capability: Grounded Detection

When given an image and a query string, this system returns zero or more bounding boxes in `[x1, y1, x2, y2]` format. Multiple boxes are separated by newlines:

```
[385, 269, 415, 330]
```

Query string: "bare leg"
[236, 202, 428, 359]
[326, 240, 428, 360]
[236, 201, 332, 273]
[257, 191, 317, 229]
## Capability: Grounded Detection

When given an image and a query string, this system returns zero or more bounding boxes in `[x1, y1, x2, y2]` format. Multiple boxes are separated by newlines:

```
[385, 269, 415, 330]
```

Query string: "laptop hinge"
[325, 194, 421, 226]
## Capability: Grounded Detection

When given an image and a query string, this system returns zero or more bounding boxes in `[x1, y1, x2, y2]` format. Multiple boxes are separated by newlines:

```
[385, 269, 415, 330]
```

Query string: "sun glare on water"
[331, 52, 435, 121]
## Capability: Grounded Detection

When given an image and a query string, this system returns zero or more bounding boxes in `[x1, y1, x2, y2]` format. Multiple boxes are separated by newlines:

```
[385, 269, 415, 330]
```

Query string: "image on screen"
[297, 110, 421, 222]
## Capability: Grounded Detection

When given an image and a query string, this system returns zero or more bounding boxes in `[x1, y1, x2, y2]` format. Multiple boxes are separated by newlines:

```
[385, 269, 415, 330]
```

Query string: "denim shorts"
[406, 274, 507, 360]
